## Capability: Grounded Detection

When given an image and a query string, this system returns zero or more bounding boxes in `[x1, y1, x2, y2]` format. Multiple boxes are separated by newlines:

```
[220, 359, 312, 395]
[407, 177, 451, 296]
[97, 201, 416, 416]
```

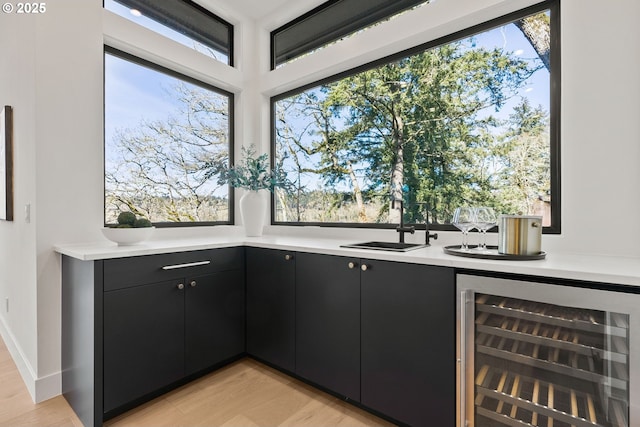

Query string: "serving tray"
[443, 245, 546, 260]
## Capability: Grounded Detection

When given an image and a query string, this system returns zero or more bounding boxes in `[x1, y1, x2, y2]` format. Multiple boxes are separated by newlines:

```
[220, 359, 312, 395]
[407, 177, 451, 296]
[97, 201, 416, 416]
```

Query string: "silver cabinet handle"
[348, 262, 357, 269]
[190, 281, 197, 287]
[177, 283, 185, 290]
[162, 260, 211, 270]
[361, 264, 369, 271]
[285, 254, 294, 261]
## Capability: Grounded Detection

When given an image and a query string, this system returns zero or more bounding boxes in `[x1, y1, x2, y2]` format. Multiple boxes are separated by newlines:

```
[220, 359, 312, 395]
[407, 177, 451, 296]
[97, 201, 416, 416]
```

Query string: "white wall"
[0, 3, 38, 399]
[0, 0, 105, 401]
[557, 1, 640, 257]
[0, 0, 638, 403]
[33, 0, 105, 399]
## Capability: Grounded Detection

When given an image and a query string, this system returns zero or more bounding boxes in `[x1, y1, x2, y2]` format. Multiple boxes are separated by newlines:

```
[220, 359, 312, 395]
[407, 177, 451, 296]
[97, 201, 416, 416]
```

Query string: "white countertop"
[54, 233, 640, 288]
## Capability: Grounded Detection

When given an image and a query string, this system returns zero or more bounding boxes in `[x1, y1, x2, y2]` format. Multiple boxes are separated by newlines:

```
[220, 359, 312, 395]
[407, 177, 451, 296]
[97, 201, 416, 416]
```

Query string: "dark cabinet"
[295, 252, 360, 401]
[100, 247, 245, 416]
[103, 279, 185, 412]
[185, 269, 245, 376]
[294, 253, 455, 425]
[246, 248, 296, 372]
[63, 244, 454, 427]
[361, 261, 455, 427]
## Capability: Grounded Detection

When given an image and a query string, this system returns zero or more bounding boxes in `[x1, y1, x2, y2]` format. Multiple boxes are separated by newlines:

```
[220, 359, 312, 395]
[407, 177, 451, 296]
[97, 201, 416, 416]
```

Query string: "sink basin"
[340, 241, 426, 252]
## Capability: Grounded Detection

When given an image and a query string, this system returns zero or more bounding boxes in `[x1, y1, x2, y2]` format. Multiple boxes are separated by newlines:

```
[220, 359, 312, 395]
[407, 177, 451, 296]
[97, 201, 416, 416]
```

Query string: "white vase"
[240, 190, 267, 237]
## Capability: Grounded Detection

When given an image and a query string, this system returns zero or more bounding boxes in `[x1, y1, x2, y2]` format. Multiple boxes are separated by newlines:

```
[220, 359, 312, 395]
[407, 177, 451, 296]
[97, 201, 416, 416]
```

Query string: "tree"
[494, 99, 550, 216]
[105, 83, 230, 223]
[514, 12, 551, 71]
[274, 25, 548, 225]
[326, 43, 538, 223]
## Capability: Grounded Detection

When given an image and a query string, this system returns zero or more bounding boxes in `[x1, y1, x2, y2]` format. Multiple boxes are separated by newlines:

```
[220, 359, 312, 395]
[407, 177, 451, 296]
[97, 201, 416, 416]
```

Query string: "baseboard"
[0, 314, 61, 403]
[34, 369, 61, 402]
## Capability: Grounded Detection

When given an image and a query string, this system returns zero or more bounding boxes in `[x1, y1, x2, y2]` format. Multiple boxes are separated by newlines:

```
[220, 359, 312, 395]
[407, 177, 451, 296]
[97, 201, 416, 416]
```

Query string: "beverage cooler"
[457, 274, 640, 427]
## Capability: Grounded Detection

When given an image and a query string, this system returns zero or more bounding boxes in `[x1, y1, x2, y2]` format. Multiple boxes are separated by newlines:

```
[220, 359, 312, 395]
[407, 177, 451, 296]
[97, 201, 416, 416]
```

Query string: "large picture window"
[104, 47, 233, 226]
[272, 1, 559, 232]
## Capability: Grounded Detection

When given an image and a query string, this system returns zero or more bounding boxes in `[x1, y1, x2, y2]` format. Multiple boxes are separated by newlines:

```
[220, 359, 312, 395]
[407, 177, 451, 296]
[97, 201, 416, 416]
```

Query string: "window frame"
[105, 0, 234, 66]
[270, 0, 561, 234]
[103, 46, 235, 227]
[270, 0, 427, 69]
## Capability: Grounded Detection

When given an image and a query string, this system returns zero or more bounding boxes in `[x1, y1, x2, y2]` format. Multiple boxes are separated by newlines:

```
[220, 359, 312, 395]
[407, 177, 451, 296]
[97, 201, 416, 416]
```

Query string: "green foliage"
[134, 218, 152, 228]
[110, 211, 153, 228]
[117, 211, 137, 226]
[219, 145, 293, 192]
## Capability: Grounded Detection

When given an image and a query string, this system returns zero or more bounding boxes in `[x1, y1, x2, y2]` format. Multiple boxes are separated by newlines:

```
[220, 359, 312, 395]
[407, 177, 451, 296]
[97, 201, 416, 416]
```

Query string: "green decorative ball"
[134, 218, 152, 228]
[117, 211, 137, 226]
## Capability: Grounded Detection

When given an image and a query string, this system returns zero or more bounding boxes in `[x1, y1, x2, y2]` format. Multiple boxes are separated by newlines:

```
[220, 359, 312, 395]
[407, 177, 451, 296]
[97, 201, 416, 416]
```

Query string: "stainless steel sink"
[340, 241, 426, 252]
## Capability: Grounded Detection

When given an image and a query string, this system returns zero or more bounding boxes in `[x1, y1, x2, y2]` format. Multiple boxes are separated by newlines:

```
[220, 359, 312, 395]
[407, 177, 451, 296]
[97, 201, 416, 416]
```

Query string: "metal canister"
[498, 215, 542, 255]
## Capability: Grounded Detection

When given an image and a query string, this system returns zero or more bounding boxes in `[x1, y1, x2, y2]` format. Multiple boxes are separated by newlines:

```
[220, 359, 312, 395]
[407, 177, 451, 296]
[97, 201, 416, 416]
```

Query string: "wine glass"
[452, 207, 477, 250]
[474, 207, 497, 251]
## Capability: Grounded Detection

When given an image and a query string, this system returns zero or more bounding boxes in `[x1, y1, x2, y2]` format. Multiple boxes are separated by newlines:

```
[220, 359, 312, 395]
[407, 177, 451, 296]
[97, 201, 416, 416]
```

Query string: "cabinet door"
[295, 252, 360, 401]
[103, 280, 185, 413]
[246, 248, 296, 372]
[185, 269, 245, 376]
[361, 260, 455, 426]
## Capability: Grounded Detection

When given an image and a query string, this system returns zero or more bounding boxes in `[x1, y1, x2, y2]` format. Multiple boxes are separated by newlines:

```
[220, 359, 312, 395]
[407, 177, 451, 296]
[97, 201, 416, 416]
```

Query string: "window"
[272, 1, 559, 232]
[104, 0, 233, 65]
[104, 47, 233, 226]
[271, 0, 429, 69]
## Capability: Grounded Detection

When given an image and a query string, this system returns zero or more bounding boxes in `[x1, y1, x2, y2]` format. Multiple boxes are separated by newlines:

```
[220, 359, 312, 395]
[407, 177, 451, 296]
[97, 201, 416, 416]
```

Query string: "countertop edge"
[54, 236, 640, 287]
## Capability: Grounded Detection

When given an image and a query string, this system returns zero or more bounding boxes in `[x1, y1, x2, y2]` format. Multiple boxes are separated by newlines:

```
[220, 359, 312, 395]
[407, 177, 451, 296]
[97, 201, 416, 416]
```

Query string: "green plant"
[109, 211, 153, 228]
[134, 218, 152, 228]
[218, 145, 292, 192]
[117, 211, 137, 226]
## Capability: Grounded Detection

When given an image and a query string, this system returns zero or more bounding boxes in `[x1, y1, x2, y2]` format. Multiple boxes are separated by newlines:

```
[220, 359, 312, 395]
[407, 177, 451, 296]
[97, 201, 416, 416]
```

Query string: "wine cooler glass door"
[457, 274, 640, 427]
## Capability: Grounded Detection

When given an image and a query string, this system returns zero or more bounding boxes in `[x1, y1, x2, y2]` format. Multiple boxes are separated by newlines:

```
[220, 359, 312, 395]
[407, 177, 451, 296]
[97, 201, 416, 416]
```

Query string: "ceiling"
[201, 0, 326, 27]
[224, 0, 296, 20]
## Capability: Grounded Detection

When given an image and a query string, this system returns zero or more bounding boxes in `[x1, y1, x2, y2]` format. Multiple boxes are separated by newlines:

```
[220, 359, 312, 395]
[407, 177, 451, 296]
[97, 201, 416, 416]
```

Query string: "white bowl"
[101, 227, 155, 246]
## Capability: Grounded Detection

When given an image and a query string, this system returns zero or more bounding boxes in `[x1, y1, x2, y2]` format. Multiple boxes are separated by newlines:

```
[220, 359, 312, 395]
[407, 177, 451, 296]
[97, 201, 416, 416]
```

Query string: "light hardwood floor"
[0, 336, 395, 426]
[0, 336, 83, 427]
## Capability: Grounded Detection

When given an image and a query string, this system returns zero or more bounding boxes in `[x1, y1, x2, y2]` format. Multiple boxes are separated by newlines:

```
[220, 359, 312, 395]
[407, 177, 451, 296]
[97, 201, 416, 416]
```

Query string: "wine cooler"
[457, 274, 640, 427]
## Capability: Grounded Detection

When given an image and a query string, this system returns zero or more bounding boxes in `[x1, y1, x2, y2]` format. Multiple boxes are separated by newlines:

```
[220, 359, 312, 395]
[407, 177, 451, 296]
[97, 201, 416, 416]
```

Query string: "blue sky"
[472, 20, 549, 115]
[104, 53, 182, 169]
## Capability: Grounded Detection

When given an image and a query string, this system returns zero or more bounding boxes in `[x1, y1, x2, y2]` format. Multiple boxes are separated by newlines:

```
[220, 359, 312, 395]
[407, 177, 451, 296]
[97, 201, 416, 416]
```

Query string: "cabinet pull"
[348, 262, 357, 269]
[177, 283, 185, 290]
[460, 290, 474, 426]
[190, 281, 197, 287]
[161, 260, 211, 270]
[361, 264, 369, 271]
[285, 254, 294, 261]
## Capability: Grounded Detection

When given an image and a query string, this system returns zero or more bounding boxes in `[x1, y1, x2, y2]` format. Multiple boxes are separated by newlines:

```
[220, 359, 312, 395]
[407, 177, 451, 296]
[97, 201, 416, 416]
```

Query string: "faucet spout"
[423, 205, 438, 246]
[392, 199, 415, 243]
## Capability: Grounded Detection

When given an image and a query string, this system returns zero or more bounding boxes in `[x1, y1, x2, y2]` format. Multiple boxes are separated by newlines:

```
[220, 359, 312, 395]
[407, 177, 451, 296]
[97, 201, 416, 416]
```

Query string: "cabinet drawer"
[103, 247, 244, 291]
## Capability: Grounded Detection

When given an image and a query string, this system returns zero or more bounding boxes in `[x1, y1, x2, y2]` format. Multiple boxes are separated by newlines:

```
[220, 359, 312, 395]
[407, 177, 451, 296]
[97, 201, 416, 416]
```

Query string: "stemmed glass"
[452, 207, 477, 251]
[474, 207, 497, 251]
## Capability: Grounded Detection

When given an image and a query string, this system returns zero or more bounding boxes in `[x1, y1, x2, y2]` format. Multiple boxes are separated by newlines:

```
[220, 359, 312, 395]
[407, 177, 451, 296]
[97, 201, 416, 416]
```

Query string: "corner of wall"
[0, 313, 62, 403]
[0, 314, 37, 402]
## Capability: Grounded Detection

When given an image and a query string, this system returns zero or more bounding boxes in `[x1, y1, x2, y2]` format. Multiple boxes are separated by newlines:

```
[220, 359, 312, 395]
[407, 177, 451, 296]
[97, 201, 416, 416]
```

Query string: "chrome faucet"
[391, 199, 415, 243]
